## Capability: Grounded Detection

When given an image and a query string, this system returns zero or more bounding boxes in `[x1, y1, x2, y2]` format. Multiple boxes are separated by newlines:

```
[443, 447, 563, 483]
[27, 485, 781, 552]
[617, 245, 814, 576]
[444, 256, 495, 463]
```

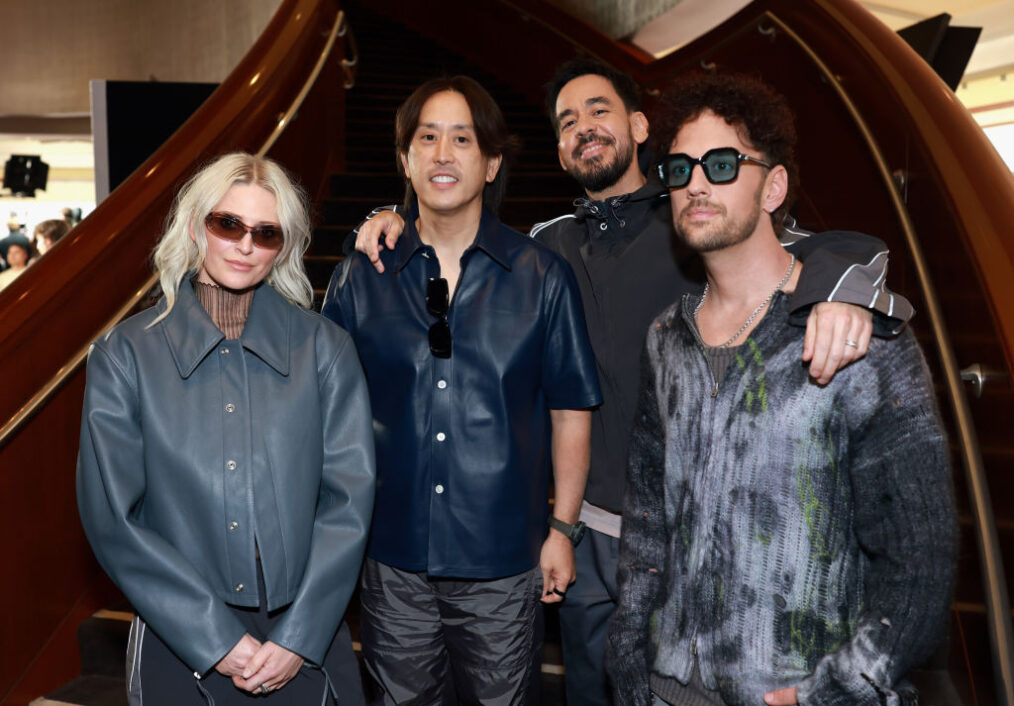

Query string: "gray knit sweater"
[607, 293, 956, 706]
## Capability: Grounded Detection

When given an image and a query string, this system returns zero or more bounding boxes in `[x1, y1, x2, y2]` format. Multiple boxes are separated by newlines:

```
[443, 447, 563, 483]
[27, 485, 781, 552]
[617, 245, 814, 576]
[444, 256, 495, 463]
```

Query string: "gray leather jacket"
[77, 281, 375, 675]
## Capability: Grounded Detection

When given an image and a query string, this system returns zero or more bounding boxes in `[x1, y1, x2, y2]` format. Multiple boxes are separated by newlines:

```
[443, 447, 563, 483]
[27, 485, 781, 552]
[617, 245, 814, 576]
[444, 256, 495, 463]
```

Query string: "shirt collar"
[392, 205, 512, 273]
[162, 279, 291, 378]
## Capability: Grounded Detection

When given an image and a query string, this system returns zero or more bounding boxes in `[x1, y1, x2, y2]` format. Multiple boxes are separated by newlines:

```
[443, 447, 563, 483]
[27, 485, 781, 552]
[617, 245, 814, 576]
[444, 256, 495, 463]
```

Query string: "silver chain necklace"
[694, 254, 796, 348]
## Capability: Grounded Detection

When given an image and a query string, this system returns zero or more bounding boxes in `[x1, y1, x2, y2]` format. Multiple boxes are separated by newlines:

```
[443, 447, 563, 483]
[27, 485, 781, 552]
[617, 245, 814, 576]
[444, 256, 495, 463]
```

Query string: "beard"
[566, 132, 636, 194]
[674, 192, 763, 253]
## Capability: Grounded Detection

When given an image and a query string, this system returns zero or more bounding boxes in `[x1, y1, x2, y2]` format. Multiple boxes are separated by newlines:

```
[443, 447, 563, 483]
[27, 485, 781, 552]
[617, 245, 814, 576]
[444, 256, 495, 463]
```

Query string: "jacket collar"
[162, 279, 291, 378]
[573, 177, 668, 220]
[392, 205, 512, 273]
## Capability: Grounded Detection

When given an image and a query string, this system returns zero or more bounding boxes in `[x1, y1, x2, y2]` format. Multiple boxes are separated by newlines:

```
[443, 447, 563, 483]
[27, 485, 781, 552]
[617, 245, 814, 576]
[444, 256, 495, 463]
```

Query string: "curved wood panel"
[0, 1, 348, 702]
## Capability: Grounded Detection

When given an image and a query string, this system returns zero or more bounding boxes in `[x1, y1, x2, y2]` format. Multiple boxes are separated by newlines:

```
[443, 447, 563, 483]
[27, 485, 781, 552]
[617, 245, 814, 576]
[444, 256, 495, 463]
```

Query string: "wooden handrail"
[0, 1, 349, 703]
[0, 1, 348, 451]
[753, 6, 1013, 703]
[0, 0, 344, 433]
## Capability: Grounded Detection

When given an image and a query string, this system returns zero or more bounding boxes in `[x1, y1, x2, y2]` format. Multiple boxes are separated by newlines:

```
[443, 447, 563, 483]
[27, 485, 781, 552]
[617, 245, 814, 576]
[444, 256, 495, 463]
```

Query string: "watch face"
[572, 523, 586, 545]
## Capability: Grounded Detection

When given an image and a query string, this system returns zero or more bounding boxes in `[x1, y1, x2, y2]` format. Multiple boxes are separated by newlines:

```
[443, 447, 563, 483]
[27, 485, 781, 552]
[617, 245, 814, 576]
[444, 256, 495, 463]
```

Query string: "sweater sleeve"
[795, 328, 957, 706]
[606, 328, 670, 706]
[782, 228, 913, 337]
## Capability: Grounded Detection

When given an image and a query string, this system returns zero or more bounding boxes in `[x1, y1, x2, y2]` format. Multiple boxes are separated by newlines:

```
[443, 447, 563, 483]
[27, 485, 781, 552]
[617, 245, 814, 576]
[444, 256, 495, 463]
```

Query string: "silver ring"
[259, 684, 270, 694]
[844, 339, 858, 348]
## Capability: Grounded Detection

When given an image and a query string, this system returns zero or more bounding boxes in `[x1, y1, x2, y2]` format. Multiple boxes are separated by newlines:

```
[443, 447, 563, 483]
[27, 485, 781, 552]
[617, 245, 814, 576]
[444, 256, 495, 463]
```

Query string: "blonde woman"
[77, 152, 374, 705]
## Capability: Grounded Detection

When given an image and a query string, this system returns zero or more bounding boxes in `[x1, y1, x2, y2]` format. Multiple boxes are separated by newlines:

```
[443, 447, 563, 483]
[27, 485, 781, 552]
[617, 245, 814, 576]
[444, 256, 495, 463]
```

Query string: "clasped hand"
[215, 634, 304, 694]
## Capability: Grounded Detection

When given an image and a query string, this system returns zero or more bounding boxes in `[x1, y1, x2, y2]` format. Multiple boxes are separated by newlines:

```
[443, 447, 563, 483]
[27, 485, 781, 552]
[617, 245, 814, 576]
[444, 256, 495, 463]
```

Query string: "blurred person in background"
[0, 238, 31, 292]
[62, 206, 82, 228]
[30, 218, 71, 262]
[1, 216, 28, 271]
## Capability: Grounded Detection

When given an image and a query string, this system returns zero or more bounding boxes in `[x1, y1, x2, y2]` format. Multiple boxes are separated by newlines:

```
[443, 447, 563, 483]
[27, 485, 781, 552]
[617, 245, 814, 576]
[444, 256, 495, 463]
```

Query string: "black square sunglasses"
[426, 278, 452, 359]
[656, 147, 772, 189]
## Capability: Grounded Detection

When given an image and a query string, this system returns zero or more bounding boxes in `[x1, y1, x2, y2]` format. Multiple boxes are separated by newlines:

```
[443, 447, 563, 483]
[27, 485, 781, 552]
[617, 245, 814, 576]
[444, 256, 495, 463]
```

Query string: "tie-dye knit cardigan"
[607, 293, 957, 706]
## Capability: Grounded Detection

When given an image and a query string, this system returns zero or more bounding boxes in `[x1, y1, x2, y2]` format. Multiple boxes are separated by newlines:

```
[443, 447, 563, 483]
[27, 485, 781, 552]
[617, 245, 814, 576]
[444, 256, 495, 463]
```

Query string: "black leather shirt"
[323, 208, 601, 578]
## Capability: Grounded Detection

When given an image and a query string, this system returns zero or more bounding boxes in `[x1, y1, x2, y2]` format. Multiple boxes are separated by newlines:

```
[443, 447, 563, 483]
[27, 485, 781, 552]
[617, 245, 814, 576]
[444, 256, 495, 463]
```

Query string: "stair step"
[78, 614, 132, 678]
[40, 674, 125, 706]
[311, 226, 352, 256]
[306, 255, 342, 283]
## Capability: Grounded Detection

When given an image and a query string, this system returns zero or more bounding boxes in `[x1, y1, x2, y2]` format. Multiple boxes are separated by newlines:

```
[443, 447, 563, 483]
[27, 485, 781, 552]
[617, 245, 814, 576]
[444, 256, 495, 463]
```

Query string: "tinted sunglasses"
[204, 212, 284, 250]
[426, 277, 452, 359]
[657, 147, 772, 189]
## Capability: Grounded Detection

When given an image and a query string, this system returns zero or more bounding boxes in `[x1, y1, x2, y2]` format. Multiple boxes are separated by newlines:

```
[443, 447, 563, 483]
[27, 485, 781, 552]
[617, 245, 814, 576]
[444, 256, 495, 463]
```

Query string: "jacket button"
[234, 583, 244, 592]
[435, 484, 445, 494]
[599, 222, 608, 231]
[436, 432, 446, 442]
[229, 521, 238, 531]
[225, 403, 236, 413]
[437, 379, 447, 389]
[226, 460, 237, 470]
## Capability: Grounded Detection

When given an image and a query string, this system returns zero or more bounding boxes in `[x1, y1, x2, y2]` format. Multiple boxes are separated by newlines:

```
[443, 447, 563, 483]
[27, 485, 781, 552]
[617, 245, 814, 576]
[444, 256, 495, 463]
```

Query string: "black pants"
[359, 559, 542, 706]
[126, 565, 365, 706]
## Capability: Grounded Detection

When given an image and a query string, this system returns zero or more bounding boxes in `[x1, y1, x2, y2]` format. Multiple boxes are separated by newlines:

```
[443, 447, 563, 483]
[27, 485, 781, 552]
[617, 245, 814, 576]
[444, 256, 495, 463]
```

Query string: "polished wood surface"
[0, 1, 348, 702]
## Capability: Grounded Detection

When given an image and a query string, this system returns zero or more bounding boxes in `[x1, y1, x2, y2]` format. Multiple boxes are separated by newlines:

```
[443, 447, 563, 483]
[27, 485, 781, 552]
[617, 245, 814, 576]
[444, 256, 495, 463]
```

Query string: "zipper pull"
[711, 383, 718, 398]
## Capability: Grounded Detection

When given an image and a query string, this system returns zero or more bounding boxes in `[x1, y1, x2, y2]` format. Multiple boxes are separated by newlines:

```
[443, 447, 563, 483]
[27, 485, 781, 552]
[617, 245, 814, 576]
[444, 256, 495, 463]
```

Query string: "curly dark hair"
[395, 75, 520, 214]
[544, 57, 642, 135]
[652, 71, 798, 231]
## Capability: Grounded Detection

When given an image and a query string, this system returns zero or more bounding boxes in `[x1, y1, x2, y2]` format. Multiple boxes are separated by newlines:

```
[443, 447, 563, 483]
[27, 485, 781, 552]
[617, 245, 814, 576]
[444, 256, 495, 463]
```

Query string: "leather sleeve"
[265, 331, 376, 664]
[540, 257, 602, 410]
[76, 340, 247, 675]
[321, 257, 353, 331]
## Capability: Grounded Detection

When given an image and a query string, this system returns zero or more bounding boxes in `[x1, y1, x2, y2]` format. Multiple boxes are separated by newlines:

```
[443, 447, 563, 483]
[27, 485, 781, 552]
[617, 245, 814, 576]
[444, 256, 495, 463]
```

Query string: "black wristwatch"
[548, 516, 586, 546]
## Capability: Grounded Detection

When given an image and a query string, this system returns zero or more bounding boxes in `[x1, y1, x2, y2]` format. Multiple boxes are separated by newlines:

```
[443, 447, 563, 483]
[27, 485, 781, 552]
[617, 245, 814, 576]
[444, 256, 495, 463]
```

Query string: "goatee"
[568, 134, 636, 194]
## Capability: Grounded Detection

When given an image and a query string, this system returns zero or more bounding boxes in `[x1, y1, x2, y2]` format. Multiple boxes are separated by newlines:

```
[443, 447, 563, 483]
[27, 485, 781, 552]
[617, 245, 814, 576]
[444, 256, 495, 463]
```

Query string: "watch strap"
[549, 516, 586, 545]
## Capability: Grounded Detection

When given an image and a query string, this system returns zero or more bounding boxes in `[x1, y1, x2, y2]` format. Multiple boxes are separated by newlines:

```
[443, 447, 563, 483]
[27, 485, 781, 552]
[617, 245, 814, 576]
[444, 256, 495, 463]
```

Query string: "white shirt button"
[225, 403, 236, 413]
[435, 484, 445, 494]
[220, 347, 230, 355]
[226, 460, 237, 470]
[437, 379, 447, 389]
[229, 521, 238, 531]
[234, 583, 244, 592]
[436, 432, 446, 441]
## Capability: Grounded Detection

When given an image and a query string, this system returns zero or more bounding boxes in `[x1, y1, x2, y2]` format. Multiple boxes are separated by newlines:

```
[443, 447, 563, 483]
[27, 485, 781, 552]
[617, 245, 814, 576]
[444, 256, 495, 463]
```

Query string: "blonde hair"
[150, 152, 313, 326]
